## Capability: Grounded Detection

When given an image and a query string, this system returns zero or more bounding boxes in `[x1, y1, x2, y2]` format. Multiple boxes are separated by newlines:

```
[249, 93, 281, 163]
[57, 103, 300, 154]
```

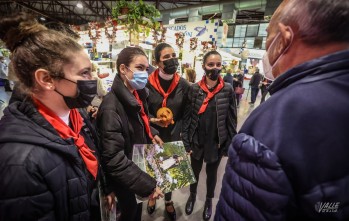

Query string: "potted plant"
[112, 0, 132, 16]
[112, 0, 161, 38]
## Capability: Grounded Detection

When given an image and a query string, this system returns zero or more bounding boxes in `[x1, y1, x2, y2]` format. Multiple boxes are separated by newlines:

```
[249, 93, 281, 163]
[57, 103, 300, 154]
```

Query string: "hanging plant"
[112, 0, 161, 37]
[175, 32, 184, 48]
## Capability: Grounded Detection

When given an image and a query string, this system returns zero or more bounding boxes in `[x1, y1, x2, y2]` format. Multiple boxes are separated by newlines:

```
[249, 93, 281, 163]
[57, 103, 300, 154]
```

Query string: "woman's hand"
[150, 187, 164, 200]
[87, 105, 98, 119]
[152, 135, 164, 146]
[105, 192, 116, 211]
[150, 118, 168, 127]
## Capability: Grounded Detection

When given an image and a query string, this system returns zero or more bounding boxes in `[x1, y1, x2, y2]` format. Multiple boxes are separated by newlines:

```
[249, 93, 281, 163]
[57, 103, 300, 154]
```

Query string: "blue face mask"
[125, 67, 148, 90]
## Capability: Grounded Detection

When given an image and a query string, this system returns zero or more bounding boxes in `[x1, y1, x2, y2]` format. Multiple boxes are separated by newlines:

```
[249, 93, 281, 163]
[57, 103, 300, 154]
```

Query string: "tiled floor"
[0, 84, 266, 221]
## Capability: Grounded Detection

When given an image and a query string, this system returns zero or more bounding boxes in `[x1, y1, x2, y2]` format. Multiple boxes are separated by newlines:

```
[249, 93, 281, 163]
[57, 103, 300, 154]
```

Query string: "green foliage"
[112, 0, 161, 36]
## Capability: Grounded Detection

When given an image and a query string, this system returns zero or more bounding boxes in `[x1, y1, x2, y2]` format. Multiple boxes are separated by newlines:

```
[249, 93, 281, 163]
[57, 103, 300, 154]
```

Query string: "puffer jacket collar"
[269, 49, 349, 95]
[111, 74, 148, 113]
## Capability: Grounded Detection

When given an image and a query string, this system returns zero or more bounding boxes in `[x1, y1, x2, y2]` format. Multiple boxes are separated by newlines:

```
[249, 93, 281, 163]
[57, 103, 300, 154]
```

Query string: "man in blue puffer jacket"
[215, 0, 349, 220]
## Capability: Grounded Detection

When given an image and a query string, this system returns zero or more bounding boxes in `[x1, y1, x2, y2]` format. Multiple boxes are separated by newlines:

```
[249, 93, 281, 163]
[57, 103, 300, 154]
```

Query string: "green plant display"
[112, 0, 161, 37]
[132, 141, 196, 194]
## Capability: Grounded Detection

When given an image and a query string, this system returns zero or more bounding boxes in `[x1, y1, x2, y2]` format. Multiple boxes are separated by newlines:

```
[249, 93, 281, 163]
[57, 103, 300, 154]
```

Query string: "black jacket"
[182, 80, 237, 162]
[96, 74, 157, 197]
[223, 73, 234, 87]
[146, 73, 190, 142]
[0, 99, 99, 221]
[249, 71, 263, 88]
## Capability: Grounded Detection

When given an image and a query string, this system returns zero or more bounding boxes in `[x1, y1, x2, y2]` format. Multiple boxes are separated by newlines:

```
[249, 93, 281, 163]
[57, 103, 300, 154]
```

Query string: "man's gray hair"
[277, 0, 349, 44]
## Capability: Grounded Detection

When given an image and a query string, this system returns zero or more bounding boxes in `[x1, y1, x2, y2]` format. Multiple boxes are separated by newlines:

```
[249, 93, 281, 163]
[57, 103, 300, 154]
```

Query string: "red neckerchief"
[133, 90, 154, 140]
[33, 98, 98, 179]
[198, 76, 224, 114]
[148, 69, 180, 107]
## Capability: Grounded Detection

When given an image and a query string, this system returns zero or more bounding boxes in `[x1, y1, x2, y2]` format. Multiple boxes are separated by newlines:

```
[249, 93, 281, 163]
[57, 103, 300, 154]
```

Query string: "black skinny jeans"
[189, 155, 222, 198]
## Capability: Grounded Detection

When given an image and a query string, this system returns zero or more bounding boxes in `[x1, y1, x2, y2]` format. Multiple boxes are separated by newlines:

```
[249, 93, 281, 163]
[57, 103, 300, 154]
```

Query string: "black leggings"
[165, 192, 172, 201]
[189, 155, 222, 198]
[114, 185, 142, 221]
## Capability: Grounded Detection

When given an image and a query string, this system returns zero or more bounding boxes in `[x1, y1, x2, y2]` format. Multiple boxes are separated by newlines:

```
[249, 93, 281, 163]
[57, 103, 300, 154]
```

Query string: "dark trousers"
[3, 79, 11, 91]
[165, 191, 172, 201]
[189, 155, 222, 198]
[260, 87, 268, 104]
[114, 185, 142, 221]
[236, 94, 241, 106]
[250, 87, 259, 104]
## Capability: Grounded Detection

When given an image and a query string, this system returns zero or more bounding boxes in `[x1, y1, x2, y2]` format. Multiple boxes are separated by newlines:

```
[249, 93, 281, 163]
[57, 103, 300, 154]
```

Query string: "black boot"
[165, 201, 176, 221]
[146, 198, 156, 215]
[203, 198, 212, 221]
[185, 192, 196, 215]
[4, 79, 12, 92]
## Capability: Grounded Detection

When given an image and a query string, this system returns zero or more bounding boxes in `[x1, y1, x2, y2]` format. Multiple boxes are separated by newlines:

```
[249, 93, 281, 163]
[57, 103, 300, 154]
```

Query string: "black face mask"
[205, 68, 221, 81]
[55, 78, 97, 109]
[162, 58, 179, 75]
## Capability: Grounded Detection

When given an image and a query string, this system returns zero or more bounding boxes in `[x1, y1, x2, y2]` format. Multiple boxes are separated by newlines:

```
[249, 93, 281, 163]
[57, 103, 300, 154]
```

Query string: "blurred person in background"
[185, 68, 197, 84]
[248, 68, 263, 105]
[259, 75, 272, 104]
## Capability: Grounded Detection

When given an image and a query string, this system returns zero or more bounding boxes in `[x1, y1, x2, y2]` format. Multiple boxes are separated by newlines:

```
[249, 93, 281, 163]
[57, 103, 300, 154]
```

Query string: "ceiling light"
[76, 2, 83, 8]
[40, 17, 46, 21]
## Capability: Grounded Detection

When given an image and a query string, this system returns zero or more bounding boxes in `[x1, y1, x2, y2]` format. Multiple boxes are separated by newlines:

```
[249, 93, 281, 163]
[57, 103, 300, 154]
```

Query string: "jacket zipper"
[215, 95, 221, 148]
[137, 113, 146, 142]
[190, 88, 203, 142]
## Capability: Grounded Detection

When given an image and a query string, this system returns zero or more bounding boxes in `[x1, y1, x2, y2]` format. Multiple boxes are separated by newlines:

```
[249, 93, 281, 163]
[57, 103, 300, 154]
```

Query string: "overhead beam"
[81, 1, 105, 20]
[12, 1, 62, 22]
[99, 1, 111, 15]
[53, 0, 88, 23]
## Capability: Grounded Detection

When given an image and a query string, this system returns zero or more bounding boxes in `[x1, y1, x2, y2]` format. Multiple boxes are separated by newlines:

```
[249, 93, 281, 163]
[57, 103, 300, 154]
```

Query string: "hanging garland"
[190, 37, 198, 51]
[104, 17, 118, 44]
[153, 25, 167, 46]
[88, 22, 101, 43]
[201, 41, 216, 52]
[175, 32, 184, 48]
[201, 41, 209, 52]
[69, 24, 81, 32]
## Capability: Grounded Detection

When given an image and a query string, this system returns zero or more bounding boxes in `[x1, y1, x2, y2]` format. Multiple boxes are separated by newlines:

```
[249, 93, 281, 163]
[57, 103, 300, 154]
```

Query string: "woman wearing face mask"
[96, 47, 164, 221]
[145, 43, 190, 220]
[0, 13, 112, 220]
[182, 50, 237, 221]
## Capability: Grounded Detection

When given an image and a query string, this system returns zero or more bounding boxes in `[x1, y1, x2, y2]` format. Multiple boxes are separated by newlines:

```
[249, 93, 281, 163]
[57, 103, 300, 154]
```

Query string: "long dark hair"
[154, 43, 172, 63]
[116, 47, 147, 73]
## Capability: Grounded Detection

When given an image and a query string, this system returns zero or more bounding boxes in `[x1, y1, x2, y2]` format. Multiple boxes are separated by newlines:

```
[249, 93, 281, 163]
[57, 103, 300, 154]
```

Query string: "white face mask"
[262, 52, 275, 80]
[262, 29, 294, 80]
